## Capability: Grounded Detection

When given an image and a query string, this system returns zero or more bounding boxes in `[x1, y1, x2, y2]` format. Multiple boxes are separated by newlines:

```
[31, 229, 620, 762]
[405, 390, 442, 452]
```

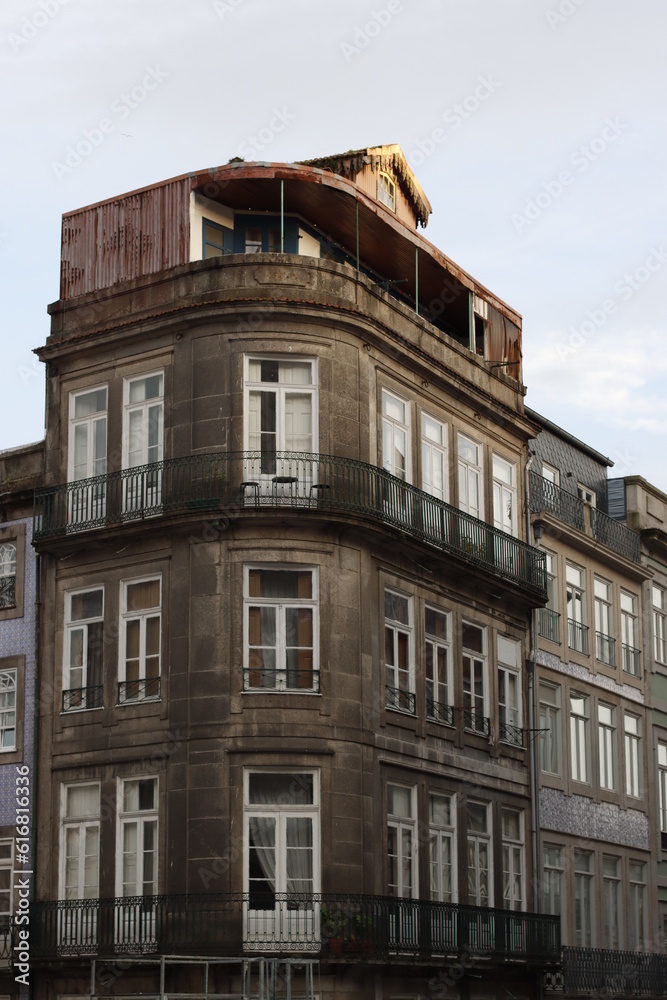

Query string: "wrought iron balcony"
[62, 686, 103, 712]
[499, 721, 524, 747]
[29, 893, 560, 965]
[538, 608, 560, 643]
[567, 619, 589, 655]
[595, 632, 616, 666]
[463, 708, 491, 737]
[426, 697, 454, 726]
[622, 644, 641, 676]
[117, 678, 161, 704]
[243, 668, 320, 693]
[33, 452, 546, 597]
[386, 685, 416, 715]
[590, 507, 641, 563]
[562, 945, 667, 996]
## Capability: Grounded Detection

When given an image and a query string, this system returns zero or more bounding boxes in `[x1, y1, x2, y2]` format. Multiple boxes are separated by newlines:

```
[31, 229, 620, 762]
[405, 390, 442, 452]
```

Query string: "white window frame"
[541, 463, 559, 486]
[119, 576, 162, 703]
[0, 543, 17, 611]
[539, 550, 560, 643]
[658, 742, 667, 837]
[539, 682, 561, 776]
[243, 565, 319, 692]
[425, 605, 452, 724]
[116, 776, 159, 898]
[462, 622, 487, 734]
[0, 670, 16, 752]
[243, 356, 318, 477]
[628, 862, 647, 951]
[566, 562, 588, 654]
[497, 636, 521, 744]
[570, 693, 590, 784]
[68, 385, 108, 483]
[382, 389, 411, 484]
[621, 591, 640, 676]
[429, 792, 457, 903]
[122, 371, 164, 470]
[602, 855, 622, 950]
[501, 808, 524, 911]
[543, 844, 564, 936]
[457, 432, 483, 520]
[577, 483, 596, 507]
[387, 783, 417, 899]
[598, 703, 616, 791]
[377, 171, 396, 212]
[59, 782, 101, 901]
[653, 586, 667, 665]
[384, 589, 415, 714]
[421, 412, 448, 502]
[63, 587, 104, 712]
[574, 849, 594, 948]
[594, 577, 614, 665]
[467, 801, 492, 908]
[492, 454, 517, 537]
[624, 713, 642, 798]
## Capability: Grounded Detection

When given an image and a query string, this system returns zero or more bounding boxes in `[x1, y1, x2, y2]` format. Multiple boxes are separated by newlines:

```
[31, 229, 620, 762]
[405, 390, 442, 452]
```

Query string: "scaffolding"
[88, 954, 319, 1000]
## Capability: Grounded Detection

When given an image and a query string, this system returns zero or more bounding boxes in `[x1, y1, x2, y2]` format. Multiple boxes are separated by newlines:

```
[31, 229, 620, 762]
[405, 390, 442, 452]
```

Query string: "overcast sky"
[1, 0, 665, 492]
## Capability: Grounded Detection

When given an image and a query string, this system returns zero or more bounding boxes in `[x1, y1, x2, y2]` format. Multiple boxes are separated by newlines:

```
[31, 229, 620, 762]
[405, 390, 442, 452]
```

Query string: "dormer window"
[377, 172, 395, 212]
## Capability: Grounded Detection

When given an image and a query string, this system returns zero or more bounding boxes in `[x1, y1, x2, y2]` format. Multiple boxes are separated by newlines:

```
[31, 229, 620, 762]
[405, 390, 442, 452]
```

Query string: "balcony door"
[116, 778, 158, 949]
[244, 772, 320, 951]
[68, 386, 107, 526]
[59, 783, 100, 949]
[122, 373, 164, 514]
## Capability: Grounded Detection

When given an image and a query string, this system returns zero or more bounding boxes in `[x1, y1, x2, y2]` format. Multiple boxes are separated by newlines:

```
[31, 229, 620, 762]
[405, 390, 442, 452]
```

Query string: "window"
[458, 433, 483, 519]
[462, 622, 488, 735]
[429, 793, 456, 902]
[425, 607, 451, 724]
[245, 358, 317, 476]
[594, 578, 615, 665]
[0, 671, 16, 752]
[421, 413, 448, 501]
[0, 544, 16, 610]
[598, 704, 616, 791]
[382, 390, 410, 483]
[566, 563, 588, 654]
[538, 550, 560, 643]
[574, 850, 593, 947]
[244, 772, 319, 943]
[539, 682, 561, 776]
[119, 578, 161, 703]
[570, 693, 589, 783]
[653, 586, 667, 665]
[387, 784, 416, 898]
[244, 567, 318, 692]
[467, 802, 491, 907]
[117, 778, 158, 897]
[602, 856, 621, 950]
[60, 783, 100, 900]
[202, 218, 232, 258]
[541, 463, 559, 486]
[245, 227, 262, 253]
[377, 172, 395, 212]
[543, 845, 564, 933]
[63, 588, 104, 712]
[502, 809, 524, 911]
[0, 842, 11, 922]
[658, 742, 667, 848]
[624, 713, 641, 798]
[628, 862, 647, 951]
[68, 386, 107, 484]
[498, 637, 522, 746]
[492, 455, 517, 536]
[577, 484, 596, 507]
[621, 592, 640, 676]
[385, 590, 415, 714]
[473, 296, 488, 356]
[123, 373, 164, 512]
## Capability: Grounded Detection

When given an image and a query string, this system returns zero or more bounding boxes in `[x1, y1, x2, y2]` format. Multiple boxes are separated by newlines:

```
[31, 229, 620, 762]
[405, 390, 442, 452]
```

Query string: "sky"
[1, 0, 665, 491]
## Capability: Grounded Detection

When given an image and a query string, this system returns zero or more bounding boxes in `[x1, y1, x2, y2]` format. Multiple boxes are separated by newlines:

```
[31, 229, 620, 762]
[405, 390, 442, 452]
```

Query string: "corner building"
[31, 147, 558, 999]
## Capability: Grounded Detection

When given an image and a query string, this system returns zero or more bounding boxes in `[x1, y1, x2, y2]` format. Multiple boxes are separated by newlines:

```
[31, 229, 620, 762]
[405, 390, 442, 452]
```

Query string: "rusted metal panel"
[489, 303, 522, 381]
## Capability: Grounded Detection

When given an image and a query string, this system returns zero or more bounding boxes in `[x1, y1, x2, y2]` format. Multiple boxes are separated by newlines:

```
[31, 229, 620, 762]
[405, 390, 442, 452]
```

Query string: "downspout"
[524, 456, 542, 913]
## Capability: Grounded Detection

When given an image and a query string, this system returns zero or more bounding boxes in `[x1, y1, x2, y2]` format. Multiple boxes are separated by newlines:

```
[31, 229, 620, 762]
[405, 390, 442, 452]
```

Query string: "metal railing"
[529, 472, 585, 531]
[243, 668, 320, 693]
[538, 608, 560, 644]
[595, 632, 616, 666]
[386, 685, 416, 715]
[567, 619, 589, 655]
[590, 507, 641, 563]
[29, 893, 560, 963]
[62, 686, 103, 712]
[622, 644, 641, 676]
[499, 722, 524, 747]
[463, 708, 491, 737]
[562, 945, 667, 996]
[117, 679, 161, 704]
[33, 452, 546, 596]
[426, 698, 455, 726]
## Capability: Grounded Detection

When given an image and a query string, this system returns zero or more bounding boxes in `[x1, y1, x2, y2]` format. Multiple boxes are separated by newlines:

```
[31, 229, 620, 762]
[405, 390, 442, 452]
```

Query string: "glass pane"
[493, 455, 512, 484]
[387, 785, 412, 819]
[502, 809, 520, 840]
[126, 580, 160, 612]
[74, 388, 107, 418]
[248, 773, 313, 805]
[129, 374, 163, 404]
[425, 608, 447, 640]
[385, 591, 409, 625]
[422, 414, 443, 444]
[70, 589, 103, 622]
[284, 394, 312, 452]
[462, 622, 483, 653]
[383, 393, 405, 422]
[429, 794, 450, 826]
[249, 569, 312, 600]
[467, 803, 487, 833]
[66, 784, 99, 819]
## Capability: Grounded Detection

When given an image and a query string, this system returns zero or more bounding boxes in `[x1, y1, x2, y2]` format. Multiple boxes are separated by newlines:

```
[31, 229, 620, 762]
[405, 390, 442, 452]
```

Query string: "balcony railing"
[590, 507, 641, 563]
[386, 685, 416, 715]
[463, 708, 491, 737]
[538, 608, 560, 643]
[562, 945, 667, 996]
[33, 452, 546, 596]
[29, 894, 560, 964]
[567, 619, 589, 655]
[117, 678, 161, 704]
[243, 668, 320, 693]
[426, 698, 454, 726]
[595, 632, 616, 666]
[622, 644, 641, 676]
[499, 721, 524, 747]
[62, 686, 104, 712]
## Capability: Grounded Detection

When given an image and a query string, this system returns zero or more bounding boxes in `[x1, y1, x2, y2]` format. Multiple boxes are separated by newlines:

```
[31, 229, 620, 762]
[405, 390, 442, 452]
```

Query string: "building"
[27, 146, 561, 999]
[0, 441, 44, 993]
[527, 411, 667, 995]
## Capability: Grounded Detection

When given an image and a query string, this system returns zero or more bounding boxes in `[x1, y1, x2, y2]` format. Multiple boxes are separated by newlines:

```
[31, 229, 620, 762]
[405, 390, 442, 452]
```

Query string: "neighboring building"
[0, 441, 44, 993]
[526, 411, 666, 995]
[28, 147, 559, 999]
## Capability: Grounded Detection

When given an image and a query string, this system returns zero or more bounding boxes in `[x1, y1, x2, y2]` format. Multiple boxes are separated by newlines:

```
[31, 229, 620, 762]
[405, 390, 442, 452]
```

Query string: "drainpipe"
[524, 456, 542, 913]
